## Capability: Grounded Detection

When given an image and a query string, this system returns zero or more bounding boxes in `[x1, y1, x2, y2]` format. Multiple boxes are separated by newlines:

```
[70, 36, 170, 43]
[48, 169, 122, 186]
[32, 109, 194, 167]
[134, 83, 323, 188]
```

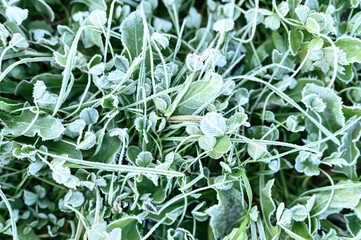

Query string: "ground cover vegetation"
[1, 0, 361, 239]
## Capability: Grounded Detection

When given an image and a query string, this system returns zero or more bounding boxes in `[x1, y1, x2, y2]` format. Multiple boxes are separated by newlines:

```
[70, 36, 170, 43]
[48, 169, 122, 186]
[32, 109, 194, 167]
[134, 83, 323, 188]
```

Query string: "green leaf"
[154, 17, 173, 32]
[33, 0, 55, 22]
[77, 131, 97, 150]
[305, 17, 320, 33]
[89, 63, 105, 75]
[114, 55, 130, 72]
[214, 135, 231, 154]
[247, 141, 267, 160]
[206, 135, 232, 159]
[200, 112, 227, 137]
[126, 146, 141, 164]
[153, 97, 168, 113]
[93, 134, 122, 163]
[278, 207, 292, 225]
[83, 19, 104, 49]
[51, 159, 80, 189]
[343, 105, 361, 120]
[226, 112, 248, 134]
[206, 187, 245, 239]
[107, 216, 142, 232]
[345, 214, 361, 237]
[12, 144, 36, 160]
[347, 12, 361, 35]
[290, 205, 308, 222]
[136, 151, 153, 167]
[351, 0, 360, 8]
[213, 19, 235, 32]
[198, 135, 217, 151]
[41, 140, 83, 160]
[334, 116, 361, 179]
[335, 36, 361, 63]
[312, 46, 348, 74]
[264, 14, 280, 30]
[205, 149, 223, 159]
[247, 125, 279, 141]
[355, 201, 361, 220]
[313, 180, 361, 219]
[305, 0, 319, 10]
[286, 115, 305, 132]
[88, 54, 102, 70]
[292, 221, 314, 240]
[23, 190, 38, 206]
[191, 202, 208, 222]
[66, 119, 86, 138]
[260, 179, 278, 238]
[322, 152, 348, 167]
[278, 2, 289, 16]
[5, 6, 28, 25]
[289, 28, 303, 55]
[9, 33, 28, 49]
[33, 81, 58, 109]
[119, 220, 140, 240]
[88, 10, 106, 27]
[17, 225, 39, 240]
[71, 0, 106, 11]
[63, 190, 84, 208]
[308, 38, 324, 50]
[121, 12, 144, 60]
[176, 71, 223, 115]
[152, 33, 169, 49]
[167, 228, 194, 240]
[15, 73, 62, 102]
[1, 110, 64, 140]
[80, 108, 99, 125]
[285, 78, 324, 102]
[109, 229, 121, 240]
[185, 54, 203, 72]
[337, 64, 354, 84]
[272, 31, 285, 53]
[0, 97, 24, 112]
[185, 7, 202, 29]
[302, 84, 345, 136]
[295, 5, 310, 24]
[295, 151, 321, 176]
[88, 223, 108, 240]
